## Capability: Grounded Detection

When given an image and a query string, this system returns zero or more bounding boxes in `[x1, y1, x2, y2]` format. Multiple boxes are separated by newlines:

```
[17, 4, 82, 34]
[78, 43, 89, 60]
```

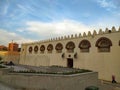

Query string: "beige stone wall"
[4, 52, 20, 64]
[20, 44, 50, 66]
[0, 71, 98, 90]
[20, 28, 120, 82]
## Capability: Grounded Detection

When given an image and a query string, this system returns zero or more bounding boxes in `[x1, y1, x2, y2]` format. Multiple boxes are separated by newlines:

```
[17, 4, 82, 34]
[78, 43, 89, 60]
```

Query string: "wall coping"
[7, 71, 98, 77]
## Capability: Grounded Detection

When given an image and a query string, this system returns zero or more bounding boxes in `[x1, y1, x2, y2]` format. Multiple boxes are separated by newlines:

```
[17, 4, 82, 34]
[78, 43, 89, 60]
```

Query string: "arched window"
[55, 43, 63, 53]
[66, 41, 75, 53]
[28, 46, 32, 53]
[47, 44, 53, 53]
[79, 39, 91, 52]
[95, 37, 112, 52]
[40, 45, 45, 53]
[34, 45, 38, 53]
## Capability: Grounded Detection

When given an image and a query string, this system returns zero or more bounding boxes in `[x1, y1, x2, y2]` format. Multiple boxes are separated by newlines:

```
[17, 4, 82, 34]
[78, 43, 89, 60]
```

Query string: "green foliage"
[10, 68, 92, 75]
[85, 86, 99, 90]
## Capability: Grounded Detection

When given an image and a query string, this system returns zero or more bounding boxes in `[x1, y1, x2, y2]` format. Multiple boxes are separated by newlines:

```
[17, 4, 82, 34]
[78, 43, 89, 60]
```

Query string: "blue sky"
[0, 0, 120, 46]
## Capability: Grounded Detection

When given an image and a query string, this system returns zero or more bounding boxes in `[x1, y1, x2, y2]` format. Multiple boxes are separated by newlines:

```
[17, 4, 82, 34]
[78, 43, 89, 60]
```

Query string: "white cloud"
[26, 19, 119, 39]
[26, 19, 91, 39]
[17, 4, 27, 11]
[89, 17, 120, 32]
[96, 0, 120, 17]
[16, 28, 25, 32]
[0, 29, 34, 46]
[0, 0, 9, 15]
[97, 0, 116, 8]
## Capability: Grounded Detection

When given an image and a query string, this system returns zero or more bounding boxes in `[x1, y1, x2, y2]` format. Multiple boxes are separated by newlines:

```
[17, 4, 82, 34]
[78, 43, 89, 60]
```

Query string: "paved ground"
[0, 81, 120, 90]
[0, 82, 15, 90]
[0, 64, 120, 90]
[98, 80, 120, 90]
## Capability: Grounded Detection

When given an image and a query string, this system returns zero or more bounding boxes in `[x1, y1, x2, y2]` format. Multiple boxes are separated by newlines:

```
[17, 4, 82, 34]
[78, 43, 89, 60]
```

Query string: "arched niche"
[79, 39, 91, 52]
[40, 45, 45, 53]
[34, 45, 38, 53]
[28, 46, 32, 53]
[47, 44, 53, 53]
[55, 43, 63, 53]
[95, 37, 112, 52]
[66, 41, 75, 53]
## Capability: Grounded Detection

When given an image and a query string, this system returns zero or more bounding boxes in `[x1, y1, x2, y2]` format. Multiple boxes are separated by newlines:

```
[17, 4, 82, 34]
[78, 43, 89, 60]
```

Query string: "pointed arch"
[55, 43, 63, 53]
[79, 39, 91, 52]
[47, 44, 53, 53]
[66, 41, 75, 53]
[96, 37, 112, 52]
[40, 45, 45, 53]
[28, 46, 32, 53]
[34, 45, 38, 53]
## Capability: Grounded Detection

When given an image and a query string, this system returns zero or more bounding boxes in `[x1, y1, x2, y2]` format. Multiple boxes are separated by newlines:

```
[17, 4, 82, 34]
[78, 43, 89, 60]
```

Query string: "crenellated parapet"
[112, 26, 116, 32]
[98, 29, 103, 35]
[105, 28, 109, 33]
[79, 33, 82, 37]
[22, 26, 120, 45]
[93, 30, 97, 36]
[83, 32, 87, 37]
[88, 31, 92, 36]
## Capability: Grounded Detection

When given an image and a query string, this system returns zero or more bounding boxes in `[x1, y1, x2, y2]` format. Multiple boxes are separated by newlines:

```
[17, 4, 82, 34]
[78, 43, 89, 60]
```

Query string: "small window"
[55, 43, 63, 53]
[96, 37, 112, 52]
[40, 45, 45, 53]
[47, 44, 53, 53]
[79, 40, 91, 52]
[34, 46, 38, 53]
[66, 41, 75, 53]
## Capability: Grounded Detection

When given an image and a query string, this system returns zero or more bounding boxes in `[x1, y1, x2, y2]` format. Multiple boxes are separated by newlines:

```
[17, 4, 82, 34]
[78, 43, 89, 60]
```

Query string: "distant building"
[8, 41, 19, 51]
[4, 41, 20, 64]
[20, 26, 120, 83]
[0, 45, 8, 51]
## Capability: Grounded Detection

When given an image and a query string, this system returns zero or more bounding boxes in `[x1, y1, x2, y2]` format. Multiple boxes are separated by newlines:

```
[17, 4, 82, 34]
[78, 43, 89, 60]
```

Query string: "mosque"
[19, 26, 120, 83]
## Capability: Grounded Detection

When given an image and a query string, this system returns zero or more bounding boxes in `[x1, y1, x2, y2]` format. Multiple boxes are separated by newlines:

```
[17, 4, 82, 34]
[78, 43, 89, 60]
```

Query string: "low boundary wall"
[0, 68, 98, 90]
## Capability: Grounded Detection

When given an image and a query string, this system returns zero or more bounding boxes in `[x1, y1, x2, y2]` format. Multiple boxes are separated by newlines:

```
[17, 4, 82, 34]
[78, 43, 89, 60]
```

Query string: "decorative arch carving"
[55, 43, 63, 50]
[96, 37, 112, 52]
[40, 45, 45, 52]
[66, 41, 75, 52]
[96, 37, 112, 48]
[79, 39, 91, 49]
[55, 43, 63, 53]
[29, 46, 32, 53]
[47, 44, 53, 51]
[34, 45, 38, 53]
[79, 39, 91, 52]
[66, 41, 75, 50]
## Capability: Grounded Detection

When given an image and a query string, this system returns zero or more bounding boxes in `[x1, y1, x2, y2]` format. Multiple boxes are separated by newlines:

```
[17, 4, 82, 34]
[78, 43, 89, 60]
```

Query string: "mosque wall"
[19, 26, 120, 82]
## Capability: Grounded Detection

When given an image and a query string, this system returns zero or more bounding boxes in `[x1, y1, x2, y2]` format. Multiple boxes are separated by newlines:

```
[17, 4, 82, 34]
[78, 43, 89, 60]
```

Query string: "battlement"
[23, 26, 120, 45]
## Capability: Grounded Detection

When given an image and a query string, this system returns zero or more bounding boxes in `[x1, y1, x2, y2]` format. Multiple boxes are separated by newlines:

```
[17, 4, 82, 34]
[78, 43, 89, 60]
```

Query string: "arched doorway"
[67, 58, 73, 68]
